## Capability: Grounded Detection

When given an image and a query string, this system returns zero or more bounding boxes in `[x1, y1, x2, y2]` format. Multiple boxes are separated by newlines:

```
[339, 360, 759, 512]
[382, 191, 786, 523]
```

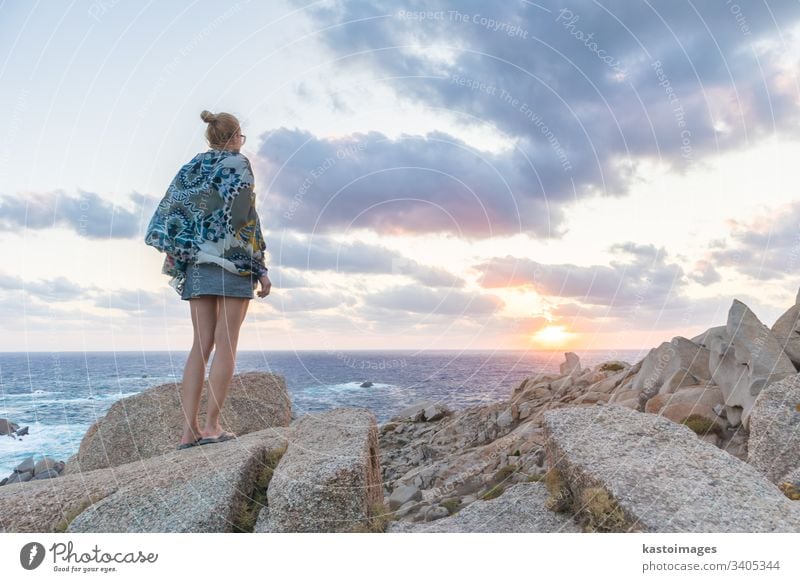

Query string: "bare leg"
[201, 296, 249, 438]
[179, 296, 218, 446]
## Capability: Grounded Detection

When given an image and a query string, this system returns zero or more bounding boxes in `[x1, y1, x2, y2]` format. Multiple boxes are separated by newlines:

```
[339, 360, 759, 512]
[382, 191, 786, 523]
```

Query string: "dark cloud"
[0, 190, 154, 239]
[255, 128, 563, 238]
[275, 0, 800, 235]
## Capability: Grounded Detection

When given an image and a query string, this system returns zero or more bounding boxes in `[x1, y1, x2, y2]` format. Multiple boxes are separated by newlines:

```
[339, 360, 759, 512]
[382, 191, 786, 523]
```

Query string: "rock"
[690, 325, 727, 348]
[0, 419, 19, 436]
[629, 337, 712, 404]
[63, 371, 291, 473]
[256, 408, 384, 533]
[394, 500, 418, 517]
[747, 373, 800, 484]
[644, 385, 726, 435]
[392, 401, 450, 423]
[360, 381, 373, 388]
[14, 457, 35, 474]
[0, 427, 291, 533]
[16, 426, 29, 437]
[771, 292, 800, 368]
[387, 482, 582, 532]
[542, 404, 800, 532]
[392, 401, 434, 422]
[727, 406, 743, 427]
[67, 430, 289, 533]
[32, 469, 60, 480]
[422, 404, 450, 422]
[388, 484, 422, 510]
[709, 300, 797, 429]
[423, 505, 450, 521]
[560, 352, 581, 376]
[33, 457, 61, 475]
[427, 401, 520, 451]
[4, 472, 33, 485]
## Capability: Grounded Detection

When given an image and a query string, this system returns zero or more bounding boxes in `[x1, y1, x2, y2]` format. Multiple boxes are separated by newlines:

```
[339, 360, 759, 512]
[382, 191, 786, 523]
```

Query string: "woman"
[144, 110, 271, 449]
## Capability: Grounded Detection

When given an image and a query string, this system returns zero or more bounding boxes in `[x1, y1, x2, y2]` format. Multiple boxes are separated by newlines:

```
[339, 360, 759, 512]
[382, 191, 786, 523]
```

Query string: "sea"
[0, 349, 647, 477]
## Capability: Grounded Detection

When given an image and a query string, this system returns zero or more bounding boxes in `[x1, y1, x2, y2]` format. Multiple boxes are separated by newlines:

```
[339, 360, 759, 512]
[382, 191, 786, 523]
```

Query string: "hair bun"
[200, 110, 216, 123]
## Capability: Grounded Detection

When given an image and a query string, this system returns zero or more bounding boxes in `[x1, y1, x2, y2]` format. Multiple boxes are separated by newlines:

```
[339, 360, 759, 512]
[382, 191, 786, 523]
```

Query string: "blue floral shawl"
[144, 149, 268, 296]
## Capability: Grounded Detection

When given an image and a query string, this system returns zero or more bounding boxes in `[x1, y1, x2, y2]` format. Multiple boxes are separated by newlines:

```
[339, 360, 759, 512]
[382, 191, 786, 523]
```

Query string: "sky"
[2, 0, 800, 352]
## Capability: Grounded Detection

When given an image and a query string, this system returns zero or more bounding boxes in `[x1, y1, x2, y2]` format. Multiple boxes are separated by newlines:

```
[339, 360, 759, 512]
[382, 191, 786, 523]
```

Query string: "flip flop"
[196, 431, 237, 446]
[177, 438, 200, 450]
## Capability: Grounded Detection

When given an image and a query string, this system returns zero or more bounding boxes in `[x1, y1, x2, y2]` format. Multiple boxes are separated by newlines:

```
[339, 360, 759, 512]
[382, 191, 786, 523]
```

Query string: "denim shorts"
[181, 261, 257, 301]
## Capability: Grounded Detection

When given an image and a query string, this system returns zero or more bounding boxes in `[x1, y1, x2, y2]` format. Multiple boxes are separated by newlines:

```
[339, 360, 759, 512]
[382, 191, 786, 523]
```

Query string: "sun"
[531, 325, 573, 348]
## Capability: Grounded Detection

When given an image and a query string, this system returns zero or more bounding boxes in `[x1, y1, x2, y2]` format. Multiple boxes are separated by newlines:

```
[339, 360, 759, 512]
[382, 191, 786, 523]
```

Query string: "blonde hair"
[200, 110, 241, 150]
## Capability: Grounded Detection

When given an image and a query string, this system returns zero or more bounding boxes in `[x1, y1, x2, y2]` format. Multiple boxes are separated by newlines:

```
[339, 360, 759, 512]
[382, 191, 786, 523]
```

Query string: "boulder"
[0, 428, 291, 532]
[427, 401, 520, 451]
[14, 457, 35, 474]
[559, 352, 581, 376]
[747, 373, 800, 484]
[63, 371, 291, 473]
[644, 385, 726, 435]
[690, 325, 727, 348]
[392, 401, 431, 422]
[771, 290, 800, 368]
[542, 404, 800, 532]
[387, 482, 582, 532]
[0, 419, 19, 435]
[33, 457, 63, 475]
[387, 484, 422, 510]
[629, 337, 712, 403]
[255, 407, 384, 533]
[708, 300, 797, 429]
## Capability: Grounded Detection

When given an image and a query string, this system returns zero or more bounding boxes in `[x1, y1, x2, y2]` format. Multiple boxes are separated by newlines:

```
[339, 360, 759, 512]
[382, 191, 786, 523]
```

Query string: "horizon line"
[0, 347, 651, 354]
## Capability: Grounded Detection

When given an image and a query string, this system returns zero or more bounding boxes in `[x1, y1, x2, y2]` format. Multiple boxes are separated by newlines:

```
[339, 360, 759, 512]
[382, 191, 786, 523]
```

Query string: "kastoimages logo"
[20, 542, 46, 570]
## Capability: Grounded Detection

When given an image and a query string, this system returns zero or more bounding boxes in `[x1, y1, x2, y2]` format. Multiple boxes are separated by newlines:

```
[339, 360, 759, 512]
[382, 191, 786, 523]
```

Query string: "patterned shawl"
[144, 149, 269, 296]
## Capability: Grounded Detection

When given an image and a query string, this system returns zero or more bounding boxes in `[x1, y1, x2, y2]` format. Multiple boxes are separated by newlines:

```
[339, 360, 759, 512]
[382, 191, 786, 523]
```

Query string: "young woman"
[144, 110, 271, 449]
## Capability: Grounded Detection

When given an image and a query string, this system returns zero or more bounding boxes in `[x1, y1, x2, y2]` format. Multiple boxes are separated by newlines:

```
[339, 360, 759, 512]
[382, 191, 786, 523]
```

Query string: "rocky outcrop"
[0, 428, 290, 533]
[708, 300, 796, 430]
[64, 371, 292, 473]
[254, 407, 384, 533]
[1, 456, 65, 486]
[391, 401, 452, 423]
[542, 405, 800, 532]
[386, 482, 582, 532]
[771, 291, 800, 368]
[609, 337, 711, 413]
[644, 384, 726, 438]
[559, 352, 581, 376]
[747, 373, 800, 484]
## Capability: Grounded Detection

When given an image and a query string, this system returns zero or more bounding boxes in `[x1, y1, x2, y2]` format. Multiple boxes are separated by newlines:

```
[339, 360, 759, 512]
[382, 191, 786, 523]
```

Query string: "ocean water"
[0, 349, 646, 477]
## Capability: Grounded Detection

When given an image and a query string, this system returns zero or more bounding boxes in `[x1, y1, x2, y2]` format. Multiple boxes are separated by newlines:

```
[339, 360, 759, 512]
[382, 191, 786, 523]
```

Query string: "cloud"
[0, 190, 155, 239]
[706, 200, 800, 281]
[288, 0, 800, 210]
[273, 231, 467, 286]
[474, 241, 687, 309]
[361, 282, 504, 315]
[255, 128, 564, 239]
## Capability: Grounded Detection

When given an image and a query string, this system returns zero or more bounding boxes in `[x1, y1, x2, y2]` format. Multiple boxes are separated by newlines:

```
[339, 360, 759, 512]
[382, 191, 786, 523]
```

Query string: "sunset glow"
[531, 325, 574, 348]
